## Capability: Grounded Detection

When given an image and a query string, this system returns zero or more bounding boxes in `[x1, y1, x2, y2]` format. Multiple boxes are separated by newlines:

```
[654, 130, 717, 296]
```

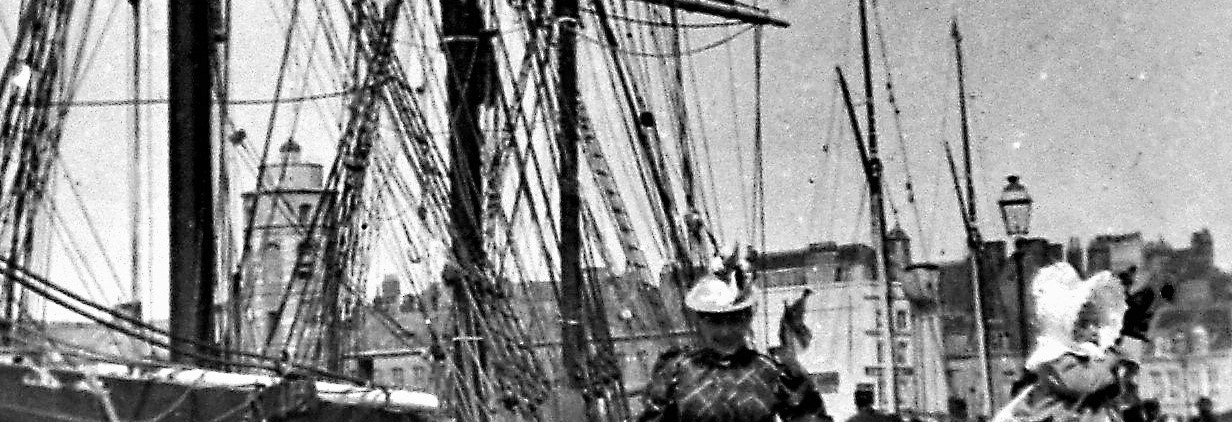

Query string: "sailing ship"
[0, 0, 793, 420]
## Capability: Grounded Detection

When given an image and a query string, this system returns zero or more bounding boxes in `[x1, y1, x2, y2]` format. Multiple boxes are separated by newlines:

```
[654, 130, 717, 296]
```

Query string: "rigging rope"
[40, 88, 354, 107]
[572, 25, 754, 58]
[581, 7, 745, 28]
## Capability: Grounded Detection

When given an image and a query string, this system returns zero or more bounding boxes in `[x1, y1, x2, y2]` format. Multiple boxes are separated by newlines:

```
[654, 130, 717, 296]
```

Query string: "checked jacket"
[638, 346, 827, 422]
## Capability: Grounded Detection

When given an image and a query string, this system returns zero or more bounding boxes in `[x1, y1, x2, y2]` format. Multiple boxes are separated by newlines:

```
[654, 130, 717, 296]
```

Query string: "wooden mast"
[856, 0, 899, 412]
[555, 0, 590, 415]
[557, 1, 791, 418]
[951, 18, 995, 415]
[128, 0, 143, 321]
[167, 0, 217, 365]
[441, 0, 490, 416]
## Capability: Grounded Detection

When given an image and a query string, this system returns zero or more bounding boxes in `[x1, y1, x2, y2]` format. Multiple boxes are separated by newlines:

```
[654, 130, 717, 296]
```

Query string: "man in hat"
[638, 248, 829, 422]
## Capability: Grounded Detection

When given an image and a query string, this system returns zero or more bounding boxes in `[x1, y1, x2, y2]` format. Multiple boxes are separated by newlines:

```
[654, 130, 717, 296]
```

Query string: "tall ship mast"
[0, 0, 790, 420]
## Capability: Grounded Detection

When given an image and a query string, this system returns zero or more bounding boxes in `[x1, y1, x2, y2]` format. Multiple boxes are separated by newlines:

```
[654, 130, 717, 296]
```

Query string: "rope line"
[573, 25, 754, 58]
[38, 88, 353, 107]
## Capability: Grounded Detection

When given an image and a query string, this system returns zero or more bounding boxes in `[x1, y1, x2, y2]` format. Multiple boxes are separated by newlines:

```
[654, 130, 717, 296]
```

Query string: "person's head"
[854, 390, 876, 410]
[1143, 399, 1161, 420]
[1197, 397, 1213, 414]
[696, 308, 754, 348]
[686, 272, 756, 350]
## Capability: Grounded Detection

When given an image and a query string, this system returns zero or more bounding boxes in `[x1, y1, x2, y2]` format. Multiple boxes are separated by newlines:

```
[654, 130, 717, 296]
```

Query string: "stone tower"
[240, 139, 336, 357]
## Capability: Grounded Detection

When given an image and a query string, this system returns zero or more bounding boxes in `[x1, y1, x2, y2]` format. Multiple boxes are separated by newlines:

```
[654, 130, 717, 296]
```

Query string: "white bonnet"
[1026, 263, 1126, 369]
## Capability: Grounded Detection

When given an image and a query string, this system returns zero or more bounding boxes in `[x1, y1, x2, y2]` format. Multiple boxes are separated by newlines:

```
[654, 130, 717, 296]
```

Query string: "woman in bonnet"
[993, 263, 1156, 422]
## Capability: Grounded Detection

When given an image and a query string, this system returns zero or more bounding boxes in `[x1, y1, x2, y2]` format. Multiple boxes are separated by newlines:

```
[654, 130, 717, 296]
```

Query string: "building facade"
[1015, 229, 1232, 419]
[1131, 230, 1232, 418]
[749, 232, 945, 420]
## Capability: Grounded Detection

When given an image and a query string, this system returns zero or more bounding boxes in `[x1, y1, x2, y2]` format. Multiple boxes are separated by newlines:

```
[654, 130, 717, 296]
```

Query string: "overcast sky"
[692, 0, 1232, 267]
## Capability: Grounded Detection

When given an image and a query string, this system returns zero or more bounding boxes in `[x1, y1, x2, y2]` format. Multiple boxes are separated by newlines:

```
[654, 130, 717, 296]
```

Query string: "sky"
[689, 0, 1232, 266]
[4, 0, 1232, 321]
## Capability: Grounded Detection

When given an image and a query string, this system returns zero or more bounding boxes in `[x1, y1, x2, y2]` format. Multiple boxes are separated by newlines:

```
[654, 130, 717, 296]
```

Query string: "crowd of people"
[633, 247, 1221, 422]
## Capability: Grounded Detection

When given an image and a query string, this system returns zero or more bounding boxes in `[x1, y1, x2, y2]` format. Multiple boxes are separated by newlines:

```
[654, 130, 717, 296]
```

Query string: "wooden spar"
[953, 20, 976, 225]
[835, 68, 868, 181]
[629, 0, 790, 27]
[128, 0, 143, 320]
[950, 18, 996, 415]
[858, 0, 898, 412]
[441, 0, 489, 414]
[943, 137, 995, 416]
[167, 0, 217, 365]
[556, 0, 589, 403]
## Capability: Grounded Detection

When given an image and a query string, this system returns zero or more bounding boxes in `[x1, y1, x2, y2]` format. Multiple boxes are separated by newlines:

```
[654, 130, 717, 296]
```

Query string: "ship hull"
[0, 363, 434, 421]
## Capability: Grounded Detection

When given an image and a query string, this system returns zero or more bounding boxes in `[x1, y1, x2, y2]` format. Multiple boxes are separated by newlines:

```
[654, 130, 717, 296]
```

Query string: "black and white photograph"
[0, 0, 1225, 421]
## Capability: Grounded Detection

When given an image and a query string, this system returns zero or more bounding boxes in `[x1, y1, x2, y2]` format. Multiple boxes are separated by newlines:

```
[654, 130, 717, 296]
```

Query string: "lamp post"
[997, 175, 1034, 363]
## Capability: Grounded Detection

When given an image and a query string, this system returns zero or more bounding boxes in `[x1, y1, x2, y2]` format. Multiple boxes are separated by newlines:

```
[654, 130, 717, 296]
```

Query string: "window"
[893, 340, 910, 365]
[412, 366, 426, 386]
[261, 242, 283, 286]
[636, 350, 650, 375]
[874, 309, 883, 330]
[392, 367, 406, 387]
[298, 203, 312, 225]
[895, 310, 909, 331]
[987, 331, 1002, 351]
[875, 340, 885, 364]
[266, 311, 280, 337]
[875, 377, 887, 408]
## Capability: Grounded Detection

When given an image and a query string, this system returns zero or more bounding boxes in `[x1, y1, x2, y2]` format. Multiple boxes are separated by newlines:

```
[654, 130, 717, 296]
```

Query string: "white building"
[749, 233, 948, 420]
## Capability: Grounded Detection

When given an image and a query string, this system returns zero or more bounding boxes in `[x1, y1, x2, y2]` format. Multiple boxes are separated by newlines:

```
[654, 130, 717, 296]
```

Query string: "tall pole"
[128, 0, 143, 320]
[167, 0, 217, 365]
[942, 139, 994, 416]
[953, 20, 977, 224]
[1013, 243, 1029, 362]
[951, 19, 995, 414]
[556, 0, 592, 416]
[859, 0, 898, 413]
[441, 0, 488, 412]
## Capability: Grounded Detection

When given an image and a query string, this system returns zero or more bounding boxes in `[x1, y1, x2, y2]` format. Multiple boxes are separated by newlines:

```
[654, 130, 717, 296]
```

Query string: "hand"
[780, 289, 813, 349]
[1119, 270, 1155, 341]
[776, 288, 813, 377]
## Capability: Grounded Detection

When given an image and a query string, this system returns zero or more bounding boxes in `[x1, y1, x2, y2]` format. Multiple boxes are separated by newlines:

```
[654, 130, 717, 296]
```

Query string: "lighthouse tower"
[239, 139, 336, 358]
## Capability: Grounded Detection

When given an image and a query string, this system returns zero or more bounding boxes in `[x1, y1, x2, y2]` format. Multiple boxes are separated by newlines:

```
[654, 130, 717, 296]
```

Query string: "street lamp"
[997, 175, 1034, 364]
[998, 175, 1033, 237]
